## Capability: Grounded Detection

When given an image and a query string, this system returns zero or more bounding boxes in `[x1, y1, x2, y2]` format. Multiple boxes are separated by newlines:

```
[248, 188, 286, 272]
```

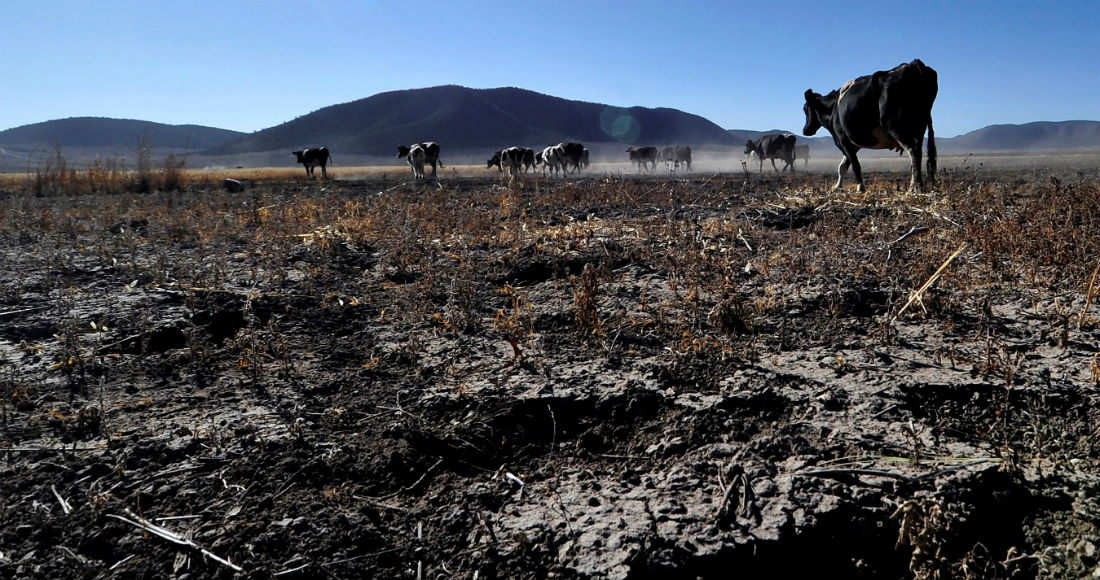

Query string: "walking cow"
[397, 142, 443, 179]
[794, 144, 810, 166]
[744, 135, 796, 173]
[803, 59, 938, 192]
[292, 147, 331, 179]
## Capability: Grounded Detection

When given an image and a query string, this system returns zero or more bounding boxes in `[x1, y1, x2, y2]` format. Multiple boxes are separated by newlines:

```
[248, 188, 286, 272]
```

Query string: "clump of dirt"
[1, 163, 1099, 579]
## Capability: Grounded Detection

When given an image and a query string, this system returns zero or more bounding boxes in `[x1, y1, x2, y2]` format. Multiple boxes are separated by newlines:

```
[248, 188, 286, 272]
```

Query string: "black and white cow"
[486, 150, 503, 171]
[794, 144, 810, 166]
[626, 146, 659, 172]
[803, 59, 938, 192]
[499, 147, 529, 175]
[558, 142, 586, 174]
[489, 148, 536, 174]
[541, 145, 565, 177]
[292, 147, 331, 179]
[397, 142, 443, 179]
[744, 134, 796, 173]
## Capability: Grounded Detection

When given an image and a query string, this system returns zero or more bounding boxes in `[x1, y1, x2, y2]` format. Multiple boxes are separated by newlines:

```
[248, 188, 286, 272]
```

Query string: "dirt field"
[2, 158, 1099, 579]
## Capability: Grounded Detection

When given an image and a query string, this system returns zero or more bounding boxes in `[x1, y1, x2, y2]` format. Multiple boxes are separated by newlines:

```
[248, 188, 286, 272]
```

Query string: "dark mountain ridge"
[204, 85, 739, 158]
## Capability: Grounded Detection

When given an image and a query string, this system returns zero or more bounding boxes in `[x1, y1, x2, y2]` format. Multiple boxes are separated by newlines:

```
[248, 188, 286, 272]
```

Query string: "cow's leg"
[321, 164, 327, 180]
[770, 158, 779, 173]
[926, 120, 937, 189]
[907, 143, 924, 192]
[835, 157, 850, 190]
[848, 155, 866, 192]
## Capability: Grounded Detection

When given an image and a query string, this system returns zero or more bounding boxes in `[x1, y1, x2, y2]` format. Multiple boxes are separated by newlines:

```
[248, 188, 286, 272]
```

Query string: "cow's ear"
[804, 89, 816, 101]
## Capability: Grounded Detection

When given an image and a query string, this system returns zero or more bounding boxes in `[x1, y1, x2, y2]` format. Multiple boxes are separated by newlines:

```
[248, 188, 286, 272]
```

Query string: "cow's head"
[803, 90, 827, 136]
[487, 151, 502, 170]
[292, 150, 305, 162]
[743, 140, 757, 155]
[396, 145, 410, 159]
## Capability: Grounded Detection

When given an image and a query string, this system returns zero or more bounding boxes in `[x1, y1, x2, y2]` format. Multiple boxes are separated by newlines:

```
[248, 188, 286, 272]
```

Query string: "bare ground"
[1, 161, 1099, 579]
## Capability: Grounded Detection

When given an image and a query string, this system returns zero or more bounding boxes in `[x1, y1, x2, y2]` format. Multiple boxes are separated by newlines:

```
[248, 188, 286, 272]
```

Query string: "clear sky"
[3, 0, 1097, 138]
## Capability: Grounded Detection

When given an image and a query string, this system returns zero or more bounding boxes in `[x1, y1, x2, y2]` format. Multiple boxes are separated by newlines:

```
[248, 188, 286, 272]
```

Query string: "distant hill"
[734, 121, 1100, 155]
[0, 117, 244, 171]
[204, 85, 739, 160]
[945, 121, 1099, 151]
[0, 117, 242, 151]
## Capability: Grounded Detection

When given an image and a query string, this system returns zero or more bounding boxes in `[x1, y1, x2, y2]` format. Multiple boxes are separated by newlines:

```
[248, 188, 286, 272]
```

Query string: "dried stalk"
[894, 242, 967, 320]
[107, 509, 243, 573]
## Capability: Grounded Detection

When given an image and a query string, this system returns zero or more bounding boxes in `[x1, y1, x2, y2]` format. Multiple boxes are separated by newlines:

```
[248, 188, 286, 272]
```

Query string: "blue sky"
[2, 0, 1097, 138]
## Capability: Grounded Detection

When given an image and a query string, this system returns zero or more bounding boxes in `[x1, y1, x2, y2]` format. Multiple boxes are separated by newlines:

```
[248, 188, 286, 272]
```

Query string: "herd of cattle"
[292, 60, 937, 192]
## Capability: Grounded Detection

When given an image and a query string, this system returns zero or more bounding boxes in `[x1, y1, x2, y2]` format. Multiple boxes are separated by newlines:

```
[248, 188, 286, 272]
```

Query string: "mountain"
[0, 117, 244, 171]
[945, 121, 1098, 151]
[204, 85, 738, 160]
[0, 117, 242, 151]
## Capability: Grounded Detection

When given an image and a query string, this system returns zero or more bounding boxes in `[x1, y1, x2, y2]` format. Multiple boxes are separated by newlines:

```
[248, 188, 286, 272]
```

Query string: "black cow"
[292, 147, 331, 179]
[803, 59, 938, 192]
[673, 146, 692, 171]
[559, 142, 586, 173]
[627, 146, 659, 172]
[794, 144, 810, 166]
[397, 142, 443, 179]
[744, 135, 796, 173]
[521, 147, 537, 172]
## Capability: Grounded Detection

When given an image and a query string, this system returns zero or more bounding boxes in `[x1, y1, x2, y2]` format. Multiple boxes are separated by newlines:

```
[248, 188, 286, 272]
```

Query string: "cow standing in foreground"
[397, 142, 443, 179]
[803, 59, 937, 192]
[292, 147, 331, 179]
[744, 135, 796, 173]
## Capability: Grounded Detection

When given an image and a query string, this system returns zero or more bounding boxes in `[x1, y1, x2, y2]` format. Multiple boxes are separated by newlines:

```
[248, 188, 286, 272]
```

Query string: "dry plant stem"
[106, 509, 243, 573]
[894, 242, 968, 320]
[1078, 256, 1100, 329]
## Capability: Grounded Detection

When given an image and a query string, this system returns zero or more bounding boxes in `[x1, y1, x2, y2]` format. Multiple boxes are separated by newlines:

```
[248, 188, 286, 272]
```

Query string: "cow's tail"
[926, 117, 937, 187]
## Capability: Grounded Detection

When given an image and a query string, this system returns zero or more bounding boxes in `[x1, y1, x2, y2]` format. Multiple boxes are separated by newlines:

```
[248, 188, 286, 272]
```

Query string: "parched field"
[1, 157, 1099, 579]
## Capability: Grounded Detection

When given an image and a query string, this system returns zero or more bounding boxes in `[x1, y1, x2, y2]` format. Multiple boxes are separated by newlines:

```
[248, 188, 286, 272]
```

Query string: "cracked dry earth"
[1, 163, 1099, 579]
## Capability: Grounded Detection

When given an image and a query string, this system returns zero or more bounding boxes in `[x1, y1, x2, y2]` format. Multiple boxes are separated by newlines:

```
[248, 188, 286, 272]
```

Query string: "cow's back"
[877, 60, 938, 135]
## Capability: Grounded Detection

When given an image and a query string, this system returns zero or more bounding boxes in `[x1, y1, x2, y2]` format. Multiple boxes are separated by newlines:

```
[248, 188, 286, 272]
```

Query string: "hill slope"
[205, 85, 738, 157]
[0, 118, 245, 171]
[946, 120, 1098, 151]
[0, 117, 243, 151]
